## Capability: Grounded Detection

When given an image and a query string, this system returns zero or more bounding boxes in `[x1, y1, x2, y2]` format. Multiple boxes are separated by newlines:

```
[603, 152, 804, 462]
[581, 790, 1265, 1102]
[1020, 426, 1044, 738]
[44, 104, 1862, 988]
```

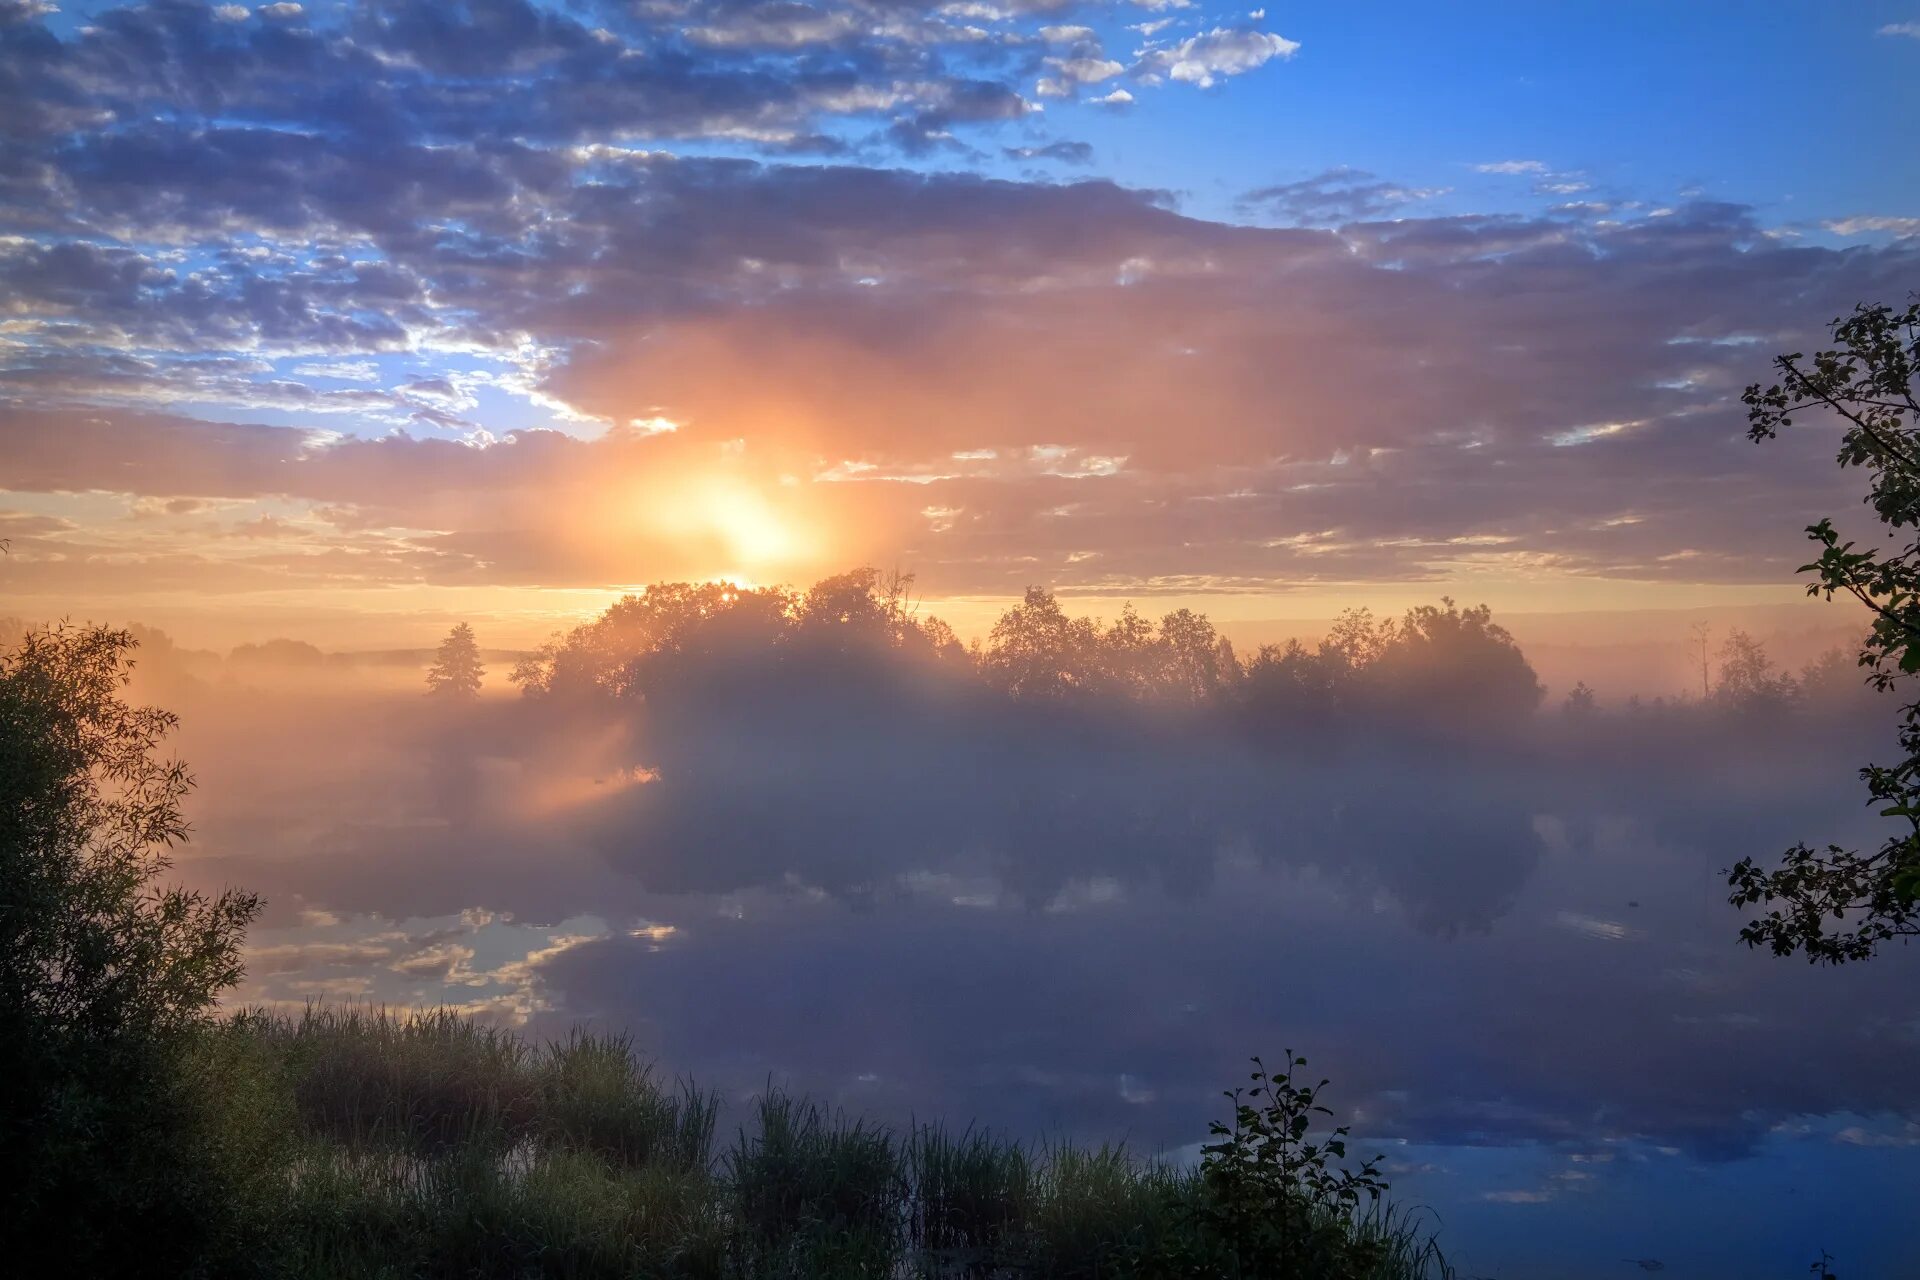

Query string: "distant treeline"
[505, 567, 1866, 726]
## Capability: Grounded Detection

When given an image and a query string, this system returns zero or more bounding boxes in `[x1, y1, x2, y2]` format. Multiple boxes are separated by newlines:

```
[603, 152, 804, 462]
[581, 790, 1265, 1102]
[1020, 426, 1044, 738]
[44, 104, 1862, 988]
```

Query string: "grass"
[175, 1006, 1450, 1279]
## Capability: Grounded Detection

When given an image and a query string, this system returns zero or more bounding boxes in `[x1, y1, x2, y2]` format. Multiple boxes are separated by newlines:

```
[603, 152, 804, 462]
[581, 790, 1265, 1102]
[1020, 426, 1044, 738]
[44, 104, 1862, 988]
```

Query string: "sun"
[650, 474, 817, 576]
[704, 480, 800, 569]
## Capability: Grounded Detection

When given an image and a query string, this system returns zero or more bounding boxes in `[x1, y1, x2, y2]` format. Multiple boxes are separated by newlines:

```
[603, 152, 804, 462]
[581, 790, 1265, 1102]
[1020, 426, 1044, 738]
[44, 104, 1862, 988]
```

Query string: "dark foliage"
[1730, 301, 1920, 962]
[0, 624, 261, 1274]
[426, 622, 485, 700]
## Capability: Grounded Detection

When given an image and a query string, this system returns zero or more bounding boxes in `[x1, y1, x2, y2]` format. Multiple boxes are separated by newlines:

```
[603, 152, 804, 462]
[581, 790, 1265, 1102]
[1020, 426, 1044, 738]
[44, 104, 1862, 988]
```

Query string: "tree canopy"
[426, 621, 486, 699]
[1728, 301, 1920, 963]
[0, 624, 260, 1269]
[511, 570, 1546, 739]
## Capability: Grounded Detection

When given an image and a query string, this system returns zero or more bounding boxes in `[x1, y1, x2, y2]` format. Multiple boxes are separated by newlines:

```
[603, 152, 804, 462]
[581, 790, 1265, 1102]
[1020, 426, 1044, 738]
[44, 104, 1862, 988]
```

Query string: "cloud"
[1472, 160, 1548, 174]
[3, 8, 1917, 611]
[0, 0, 1272, 176]
[1004, 140, 1095, 164]
[1054, 57, 1124, 83]
[1134, 26, 1299, 87]
[1824, 215, 1920, 238]
[1875, 21, 1920, 39]
[1241, 167, 1447, 224]
[4, 177, 1916, 601]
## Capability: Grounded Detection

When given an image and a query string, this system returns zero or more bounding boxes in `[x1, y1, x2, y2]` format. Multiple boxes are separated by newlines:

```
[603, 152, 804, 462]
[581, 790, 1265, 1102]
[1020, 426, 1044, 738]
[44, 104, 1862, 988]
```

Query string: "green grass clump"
[906, 1122, 1032, 1271]
[540, 1028, 718, 1173]
[726, 1091, 906, 1277]
[166, 1006, 1449, 1279]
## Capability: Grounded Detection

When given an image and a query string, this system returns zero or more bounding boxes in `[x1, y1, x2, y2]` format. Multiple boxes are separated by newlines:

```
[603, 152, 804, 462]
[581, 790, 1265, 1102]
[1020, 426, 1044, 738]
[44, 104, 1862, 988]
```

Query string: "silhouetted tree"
[229, 636, 326, 670]
[1322, 607, 1392, 669]
[0, 625, 260, 1271]
[1563, 681, 1598, 719]
[1243, 638, 1347, 726]
[1729, 301, 1920, 962]
[514, 581, 797, 700]
[509, 570, 977, 707]
[984, 586, 1102, 701]
[1098, 602, 1163, 699]
[797, 566, 897, 635]
[426, 621, 485, 699]
[1798, 644, 1880, 711]
[1368, 599, 1543, 728]
[1711, 629, 1795, 712]
[1688, 620, 1713, 701]
[1160, 607, 1229, 706]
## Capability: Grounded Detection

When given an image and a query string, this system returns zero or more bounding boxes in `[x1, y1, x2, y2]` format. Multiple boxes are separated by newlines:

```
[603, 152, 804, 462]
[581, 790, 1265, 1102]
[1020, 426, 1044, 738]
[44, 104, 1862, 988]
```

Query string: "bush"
[1193, 1052, 1404, 1279]
[0, 625, 260, 1275]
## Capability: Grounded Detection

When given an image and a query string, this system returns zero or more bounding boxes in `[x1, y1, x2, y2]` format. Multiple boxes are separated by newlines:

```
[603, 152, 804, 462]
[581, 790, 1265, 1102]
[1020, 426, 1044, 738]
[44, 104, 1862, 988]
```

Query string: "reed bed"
[183, 1007, 1449, 1279]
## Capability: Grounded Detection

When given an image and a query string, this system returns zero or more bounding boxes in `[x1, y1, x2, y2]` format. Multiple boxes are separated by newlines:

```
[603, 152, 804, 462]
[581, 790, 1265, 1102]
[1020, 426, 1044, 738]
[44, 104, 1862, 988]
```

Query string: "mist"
[28, 573, 1911, 1276]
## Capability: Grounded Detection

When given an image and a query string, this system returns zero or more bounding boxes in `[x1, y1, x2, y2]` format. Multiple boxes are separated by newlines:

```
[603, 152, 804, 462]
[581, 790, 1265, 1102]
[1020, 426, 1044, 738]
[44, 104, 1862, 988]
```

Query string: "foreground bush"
[174, 1007, 1449, 1279]
[0, 626, 261, 1275]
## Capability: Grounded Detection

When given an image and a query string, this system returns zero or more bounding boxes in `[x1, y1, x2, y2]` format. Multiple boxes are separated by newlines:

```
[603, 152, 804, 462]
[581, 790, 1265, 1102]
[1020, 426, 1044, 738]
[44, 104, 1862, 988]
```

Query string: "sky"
[3, 0, 1919, 647]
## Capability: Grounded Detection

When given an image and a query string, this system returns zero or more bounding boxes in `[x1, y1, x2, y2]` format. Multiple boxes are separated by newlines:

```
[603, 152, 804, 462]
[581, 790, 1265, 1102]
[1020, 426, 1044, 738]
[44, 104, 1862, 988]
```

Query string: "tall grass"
[179, 1006, 1450, 1279]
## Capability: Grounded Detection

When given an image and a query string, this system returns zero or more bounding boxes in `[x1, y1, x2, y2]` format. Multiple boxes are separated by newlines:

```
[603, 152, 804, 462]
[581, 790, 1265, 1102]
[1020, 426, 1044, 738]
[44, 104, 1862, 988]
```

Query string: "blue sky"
[951, 3, 1920, 230]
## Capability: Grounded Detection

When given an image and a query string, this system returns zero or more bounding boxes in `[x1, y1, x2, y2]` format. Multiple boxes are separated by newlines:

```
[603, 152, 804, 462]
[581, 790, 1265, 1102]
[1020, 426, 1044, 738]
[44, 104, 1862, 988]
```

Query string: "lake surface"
[174, 678, 1920, 1279]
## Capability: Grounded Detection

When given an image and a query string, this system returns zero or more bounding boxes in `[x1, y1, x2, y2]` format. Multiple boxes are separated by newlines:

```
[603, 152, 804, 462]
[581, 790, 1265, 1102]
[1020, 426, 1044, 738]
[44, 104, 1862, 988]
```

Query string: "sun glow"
[653, 475, 819, 575]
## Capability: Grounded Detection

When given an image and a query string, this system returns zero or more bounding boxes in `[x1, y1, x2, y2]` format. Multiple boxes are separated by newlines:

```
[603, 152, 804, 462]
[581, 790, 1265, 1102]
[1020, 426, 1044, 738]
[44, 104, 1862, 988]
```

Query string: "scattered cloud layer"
[4, 181, 1914, 602]
[2, 2, 1916, 618]
[1241, 166, 1447, 224]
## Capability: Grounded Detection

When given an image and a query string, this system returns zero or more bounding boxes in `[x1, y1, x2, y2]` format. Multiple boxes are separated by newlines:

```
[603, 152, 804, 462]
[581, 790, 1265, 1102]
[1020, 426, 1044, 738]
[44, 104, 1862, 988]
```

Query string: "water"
[178, 678, 1920, 1278]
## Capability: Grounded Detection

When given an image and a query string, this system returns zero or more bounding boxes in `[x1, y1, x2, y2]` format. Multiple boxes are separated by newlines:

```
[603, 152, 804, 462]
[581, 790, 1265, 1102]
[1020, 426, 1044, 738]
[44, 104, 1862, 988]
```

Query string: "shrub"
[1194, 1052, 1394, 1279]
[0, 625, 260, 1275]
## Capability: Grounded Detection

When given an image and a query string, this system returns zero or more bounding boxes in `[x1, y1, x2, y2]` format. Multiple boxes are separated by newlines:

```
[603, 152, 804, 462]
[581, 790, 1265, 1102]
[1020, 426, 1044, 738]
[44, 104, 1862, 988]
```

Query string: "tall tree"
[1728, 301, 1920, 962]
[1711, 630, 1795, 712]
[984, 586, 1102, 701]
[0, 625, 259, 1269]
[426, 621, 485, 699]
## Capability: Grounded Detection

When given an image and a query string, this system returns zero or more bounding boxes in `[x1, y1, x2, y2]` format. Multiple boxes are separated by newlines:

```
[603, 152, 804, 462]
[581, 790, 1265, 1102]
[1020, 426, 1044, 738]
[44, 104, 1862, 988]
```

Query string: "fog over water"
[87, 604, 1920, 1280]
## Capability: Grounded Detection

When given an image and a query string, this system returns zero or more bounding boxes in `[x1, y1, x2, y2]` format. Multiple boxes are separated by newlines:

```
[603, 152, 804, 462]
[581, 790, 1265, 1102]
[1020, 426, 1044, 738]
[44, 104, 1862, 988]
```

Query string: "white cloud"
[938, 1, 1007, 18]
[1045, 55, 1125, 85]
[1876, 21, 1920, 38]
[689, 10, 860, 49]
[1473, 160, 1548, 174]
[1825, 215, 1920, 237]
[1136, 27, 1300, 89]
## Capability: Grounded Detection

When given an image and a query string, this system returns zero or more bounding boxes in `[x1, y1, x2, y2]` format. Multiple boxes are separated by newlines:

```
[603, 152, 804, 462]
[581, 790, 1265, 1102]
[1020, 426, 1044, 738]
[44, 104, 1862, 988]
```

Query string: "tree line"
[434, 571, 1851, 731]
